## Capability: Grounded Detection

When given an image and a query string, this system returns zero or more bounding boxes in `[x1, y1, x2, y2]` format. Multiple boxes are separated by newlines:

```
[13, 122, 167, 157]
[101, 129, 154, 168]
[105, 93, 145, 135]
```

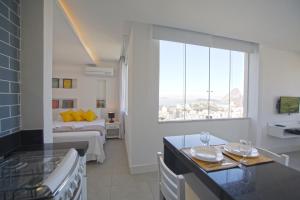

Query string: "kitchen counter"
[17, 141, 89, 157]
[164, 134, 300, 200]
[0, 130, 88, 158]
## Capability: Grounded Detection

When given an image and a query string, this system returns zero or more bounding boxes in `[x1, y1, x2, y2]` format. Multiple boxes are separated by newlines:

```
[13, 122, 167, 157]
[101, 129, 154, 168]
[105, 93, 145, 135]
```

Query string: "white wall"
[21, 0, 53, 143]
[126, 23, 250, 174]
[52, 63, 119, 119]
[257, 46, 300, 152]
[43, 1, 54, 143]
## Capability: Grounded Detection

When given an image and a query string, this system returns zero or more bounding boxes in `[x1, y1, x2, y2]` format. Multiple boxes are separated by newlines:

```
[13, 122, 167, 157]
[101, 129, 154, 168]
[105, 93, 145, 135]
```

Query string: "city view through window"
[159, 40, 247, 121]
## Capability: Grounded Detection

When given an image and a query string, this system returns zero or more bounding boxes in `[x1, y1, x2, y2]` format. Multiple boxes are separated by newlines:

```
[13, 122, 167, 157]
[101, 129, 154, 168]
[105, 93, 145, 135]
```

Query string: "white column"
[43, 0, 54, 143]
[20, 0, 53, 143]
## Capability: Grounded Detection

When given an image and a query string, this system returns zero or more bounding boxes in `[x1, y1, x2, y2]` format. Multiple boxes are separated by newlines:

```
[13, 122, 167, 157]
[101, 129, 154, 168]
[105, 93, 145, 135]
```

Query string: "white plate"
[190, 146, 224, 162]
[224, 143, 259, 158]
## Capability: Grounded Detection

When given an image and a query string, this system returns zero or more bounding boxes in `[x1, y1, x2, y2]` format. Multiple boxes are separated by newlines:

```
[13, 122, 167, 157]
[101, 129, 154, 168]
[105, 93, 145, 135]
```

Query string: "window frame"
[158, 40, 249, 122]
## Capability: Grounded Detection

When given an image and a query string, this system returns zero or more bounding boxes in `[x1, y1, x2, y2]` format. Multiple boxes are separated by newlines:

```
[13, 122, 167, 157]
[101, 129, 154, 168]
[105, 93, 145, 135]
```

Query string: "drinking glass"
[200, 132, 211, 146]
[239, 140, 252, 164]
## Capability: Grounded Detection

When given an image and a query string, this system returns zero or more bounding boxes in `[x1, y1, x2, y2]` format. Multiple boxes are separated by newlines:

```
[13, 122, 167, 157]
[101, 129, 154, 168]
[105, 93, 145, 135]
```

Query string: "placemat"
[181, 148, 239, 172]
[222, 150, 273, 166]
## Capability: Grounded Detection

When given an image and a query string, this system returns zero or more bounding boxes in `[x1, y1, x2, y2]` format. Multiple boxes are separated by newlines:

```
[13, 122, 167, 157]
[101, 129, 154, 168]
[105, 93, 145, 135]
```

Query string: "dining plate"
[224, 143, 259, 158]
[190, 146, 224, 162]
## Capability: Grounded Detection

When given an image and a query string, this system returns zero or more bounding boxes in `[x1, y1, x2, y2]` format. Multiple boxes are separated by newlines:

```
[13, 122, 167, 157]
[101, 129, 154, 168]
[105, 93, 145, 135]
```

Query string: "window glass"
[185, 44, 209, 120]
[159, 41, 185, 121]
[230, 51, 245, 118]
[209, 48, 230, 119]
[159, 40, 247, 121]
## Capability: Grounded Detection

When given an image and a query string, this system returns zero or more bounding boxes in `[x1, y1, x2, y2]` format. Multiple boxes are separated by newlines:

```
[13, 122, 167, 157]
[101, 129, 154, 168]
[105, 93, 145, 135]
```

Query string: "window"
[159, 40, 248, 121]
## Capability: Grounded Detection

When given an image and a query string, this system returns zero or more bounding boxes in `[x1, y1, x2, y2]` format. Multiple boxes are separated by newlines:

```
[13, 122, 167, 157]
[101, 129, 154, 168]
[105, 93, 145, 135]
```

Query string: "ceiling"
[54, 0, 300, 65]
[53, 3, 93, 66]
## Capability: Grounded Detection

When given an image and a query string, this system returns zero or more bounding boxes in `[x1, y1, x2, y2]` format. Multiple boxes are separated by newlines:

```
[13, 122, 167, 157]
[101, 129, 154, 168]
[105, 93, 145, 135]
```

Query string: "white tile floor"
[87, 139, 159, 200]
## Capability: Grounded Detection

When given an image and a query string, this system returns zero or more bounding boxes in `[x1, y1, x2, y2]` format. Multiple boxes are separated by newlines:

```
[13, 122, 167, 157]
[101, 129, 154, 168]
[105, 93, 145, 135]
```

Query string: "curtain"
[119, 57, 127, 139]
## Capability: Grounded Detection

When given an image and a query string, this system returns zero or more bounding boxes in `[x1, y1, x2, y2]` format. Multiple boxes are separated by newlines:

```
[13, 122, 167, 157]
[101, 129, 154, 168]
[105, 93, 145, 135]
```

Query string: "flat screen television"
[278, 96, 300, 114]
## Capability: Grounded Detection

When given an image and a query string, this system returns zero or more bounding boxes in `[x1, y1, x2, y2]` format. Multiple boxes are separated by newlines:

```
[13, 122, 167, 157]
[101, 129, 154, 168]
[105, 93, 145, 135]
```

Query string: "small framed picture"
[52, 99, 59, 109]
[96, 99, 106, 108]
[63, 79, 72, 89]
[62, 100, 74, 109]
[52, 78, 59, 88]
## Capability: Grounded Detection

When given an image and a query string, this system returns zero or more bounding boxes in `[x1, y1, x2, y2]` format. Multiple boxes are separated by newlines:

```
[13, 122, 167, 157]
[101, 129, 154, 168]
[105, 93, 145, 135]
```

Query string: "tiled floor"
[87, 139, 159, 200]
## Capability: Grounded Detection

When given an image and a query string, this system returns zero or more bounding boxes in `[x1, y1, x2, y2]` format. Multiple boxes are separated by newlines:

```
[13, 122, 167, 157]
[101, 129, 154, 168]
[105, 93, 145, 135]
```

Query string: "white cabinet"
[268, 122, 300, 139]
[105, 122, 120, 139]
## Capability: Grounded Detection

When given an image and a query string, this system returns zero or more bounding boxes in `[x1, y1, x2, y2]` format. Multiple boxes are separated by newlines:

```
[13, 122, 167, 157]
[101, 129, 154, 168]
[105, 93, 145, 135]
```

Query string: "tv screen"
[279, 96, 300, 114]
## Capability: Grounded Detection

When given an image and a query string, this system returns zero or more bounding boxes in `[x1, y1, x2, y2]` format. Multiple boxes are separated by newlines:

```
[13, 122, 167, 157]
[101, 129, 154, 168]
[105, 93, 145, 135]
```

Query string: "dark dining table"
[163, 134, 300, 200]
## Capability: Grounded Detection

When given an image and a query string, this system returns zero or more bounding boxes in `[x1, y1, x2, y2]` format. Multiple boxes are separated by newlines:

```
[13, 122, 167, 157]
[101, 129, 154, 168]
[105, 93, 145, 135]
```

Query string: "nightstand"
[105, 121, 120, 139]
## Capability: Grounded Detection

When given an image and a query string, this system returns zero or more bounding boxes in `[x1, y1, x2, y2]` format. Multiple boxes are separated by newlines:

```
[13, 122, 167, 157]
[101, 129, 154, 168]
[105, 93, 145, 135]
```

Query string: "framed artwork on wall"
[63, 79, 72, 89]
[62, 99, 74, 109]
[52, 99, 59, 109]
[96, 99, 106, 108]
[52, 78, 59, 88]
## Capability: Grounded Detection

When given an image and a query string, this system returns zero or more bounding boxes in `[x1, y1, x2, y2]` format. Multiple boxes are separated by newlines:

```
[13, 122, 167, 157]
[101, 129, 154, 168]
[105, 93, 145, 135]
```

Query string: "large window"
[159, 40, 248, 121]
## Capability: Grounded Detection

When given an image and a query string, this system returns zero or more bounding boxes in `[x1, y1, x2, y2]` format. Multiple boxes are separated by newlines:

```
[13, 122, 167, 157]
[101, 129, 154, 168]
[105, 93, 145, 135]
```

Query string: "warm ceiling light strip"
[57, 0, 98, 64]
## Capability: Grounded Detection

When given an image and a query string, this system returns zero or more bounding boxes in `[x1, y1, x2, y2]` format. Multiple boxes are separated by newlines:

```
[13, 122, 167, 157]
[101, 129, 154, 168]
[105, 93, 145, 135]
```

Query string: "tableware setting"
[181, 146, 239, 172]
[190, 146, 224, 162]
[222, 140, 273, 166]
[179, 134, 239, 171]
[181, 136, 273, 171]
[223, 142, 259, 158]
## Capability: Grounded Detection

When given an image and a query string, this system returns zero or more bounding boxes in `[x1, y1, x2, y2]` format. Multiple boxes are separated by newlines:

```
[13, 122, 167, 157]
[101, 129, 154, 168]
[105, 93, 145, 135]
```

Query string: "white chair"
[157, 152, 185, 200]
[257, 147, 289, 166]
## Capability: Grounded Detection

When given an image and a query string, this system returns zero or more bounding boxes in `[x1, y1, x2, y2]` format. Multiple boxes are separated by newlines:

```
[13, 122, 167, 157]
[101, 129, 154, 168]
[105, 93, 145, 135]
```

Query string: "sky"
[159, 40, 245, 102]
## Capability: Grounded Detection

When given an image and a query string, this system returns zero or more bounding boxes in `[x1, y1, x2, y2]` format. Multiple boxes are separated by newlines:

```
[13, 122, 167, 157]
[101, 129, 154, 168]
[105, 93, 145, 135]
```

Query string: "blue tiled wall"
[0, 0, 20, 136]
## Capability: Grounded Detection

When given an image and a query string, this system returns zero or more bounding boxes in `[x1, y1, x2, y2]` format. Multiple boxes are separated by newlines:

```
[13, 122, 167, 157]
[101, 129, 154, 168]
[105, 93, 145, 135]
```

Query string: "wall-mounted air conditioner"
[84, 66, 114, 76]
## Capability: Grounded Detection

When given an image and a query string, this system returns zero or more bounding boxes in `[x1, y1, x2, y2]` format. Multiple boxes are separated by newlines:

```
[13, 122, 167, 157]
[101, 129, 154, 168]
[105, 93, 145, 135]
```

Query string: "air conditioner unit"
[85, 66, 114, 76]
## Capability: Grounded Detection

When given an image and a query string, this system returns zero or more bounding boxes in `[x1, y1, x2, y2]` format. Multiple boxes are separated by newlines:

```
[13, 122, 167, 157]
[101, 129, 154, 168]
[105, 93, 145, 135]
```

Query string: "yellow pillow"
[78, 109, 85, 118]
[60, 110, 74, 122]
[83, 110, 97, 122]
[71, 110, 84, 121]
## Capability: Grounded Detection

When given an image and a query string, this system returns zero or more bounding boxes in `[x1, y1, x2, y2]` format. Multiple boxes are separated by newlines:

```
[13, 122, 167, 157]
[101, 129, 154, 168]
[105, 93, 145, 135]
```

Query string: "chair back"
[157, 152, 185, 200]
[257, 148, 289, 166]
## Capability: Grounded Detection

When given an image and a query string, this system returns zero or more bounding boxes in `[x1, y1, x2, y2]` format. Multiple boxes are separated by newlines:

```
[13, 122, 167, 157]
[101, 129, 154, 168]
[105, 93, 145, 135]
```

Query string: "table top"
[164, 134, 300, 200]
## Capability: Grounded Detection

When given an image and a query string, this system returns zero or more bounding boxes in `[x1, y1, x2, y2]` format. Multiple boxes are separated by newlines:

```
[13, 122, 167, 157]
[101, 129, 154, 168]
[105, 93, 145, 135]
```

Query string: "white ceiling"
[54, 0, 300, 65]
[53, 3, 93, 66]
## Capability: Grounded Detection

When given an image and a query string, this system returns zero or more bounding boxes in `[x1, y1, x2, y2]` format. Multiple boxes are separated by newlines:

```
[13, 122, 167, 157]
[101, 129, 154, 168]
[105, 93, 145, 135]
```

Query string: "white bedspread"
[53, 119, 105, 129]
[53, 119, 106, 136]
[53, 131, 105, 163]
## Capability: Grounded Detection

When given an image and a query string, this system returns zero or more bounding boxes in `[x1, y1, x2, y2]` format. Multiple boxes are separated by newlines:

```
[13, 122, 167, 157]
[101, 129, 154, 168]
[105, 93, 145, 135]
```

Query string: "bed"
[53, 119, 106, 136]
[52, 119, 106, 163]
[53, 131, 105, 163]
